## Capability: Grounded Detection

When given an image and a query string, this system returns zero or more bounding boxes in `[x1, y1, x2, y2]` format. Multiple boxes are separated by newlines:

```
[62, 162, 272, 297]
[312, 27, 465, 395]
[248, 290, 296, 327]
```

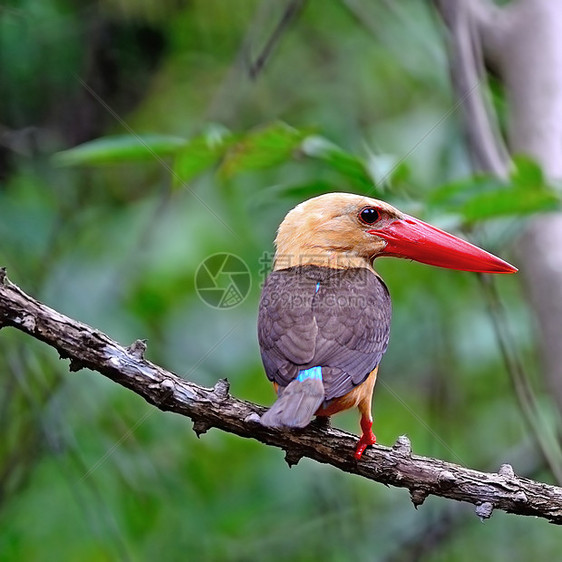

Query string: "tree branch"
[246, 0, 307, 80]
[1, 267, 562, 523]
[432, 0, 509, 177]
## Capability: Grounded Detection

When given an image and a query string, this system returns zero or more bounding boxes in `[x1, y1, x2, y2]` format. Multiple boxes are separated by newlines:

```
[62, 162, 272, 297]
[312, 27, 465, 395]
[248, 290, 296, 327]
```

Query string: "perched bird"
[258, 193, 517, 459]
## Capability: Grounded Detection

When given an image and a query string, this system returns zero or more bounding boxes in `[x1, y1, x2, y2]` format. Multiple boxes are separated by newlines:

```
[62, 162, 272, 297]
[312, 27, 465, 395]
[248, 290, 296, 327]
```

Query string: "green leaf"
[219, 122, 308, 179]
[428, 175, 499, 207]
[300, 135, 377, 192]
[53, 135, 186, 166]
[429, 171, 560, 223]
[172, 124, 235, 187]
[511, 155, 544, 188]
[460, 187, 559, 222]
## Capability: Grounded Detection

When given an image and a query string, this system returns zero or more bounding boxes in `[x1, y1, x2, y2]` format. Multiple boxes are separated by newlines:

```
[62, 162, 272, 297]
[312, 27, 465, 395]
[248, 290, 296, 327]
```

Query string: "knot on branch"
[193, 419, 212, 437]
[498, 463, 515, 478]
[410, 488, 428, 508]
[212, 378, 230, 401]
[69, 358, 86, 372]
[392, 435, 412, 457]
[244, 412, 261, 423]
[148, 378, 177, 406]
[285, 449, 303, 468]
[159, 378, 175, 396]
[475, 502, 494, 521]
[127, 339, 147, 359]
[15, 313, 36, 332]
[438, 470, 456, 489]
[514, 491, 528, 504]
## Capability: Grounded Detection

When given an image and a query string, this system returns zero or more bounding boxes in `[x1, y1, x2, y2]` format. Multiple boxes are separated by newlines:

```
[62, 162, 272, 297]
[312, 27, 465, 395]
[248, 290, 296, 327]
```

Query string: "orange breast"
[316, 367, 378, 417]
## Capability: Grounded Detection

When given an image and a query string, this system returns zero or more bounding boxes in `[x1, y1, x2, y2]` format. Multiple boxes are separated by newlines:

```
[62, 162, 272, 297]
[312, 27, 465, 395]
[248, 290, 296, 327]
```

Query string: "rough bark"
[1, 268, 562, 524]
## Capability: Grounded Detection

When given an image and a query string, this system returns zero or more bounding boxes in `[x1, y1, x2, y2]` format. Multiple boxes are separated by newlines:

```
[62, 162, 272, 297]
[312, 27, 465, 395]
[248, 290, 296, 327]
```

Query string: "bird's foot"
[354, 418, 376, 460]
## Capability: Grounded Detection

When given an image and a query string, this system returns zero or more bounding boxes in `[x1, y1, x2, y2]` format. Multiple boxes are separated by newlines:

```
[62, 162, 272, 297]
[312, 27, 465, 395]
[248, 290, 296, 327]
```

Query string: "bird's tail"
[260, 377, 325, 428]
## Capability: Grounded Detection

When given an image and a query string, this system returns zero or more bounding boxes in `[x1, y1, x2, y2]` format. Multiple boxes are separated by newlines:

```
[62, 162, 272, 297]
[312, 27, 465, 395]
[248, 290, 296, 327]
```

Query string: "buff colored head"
[274, 192, 517, 273]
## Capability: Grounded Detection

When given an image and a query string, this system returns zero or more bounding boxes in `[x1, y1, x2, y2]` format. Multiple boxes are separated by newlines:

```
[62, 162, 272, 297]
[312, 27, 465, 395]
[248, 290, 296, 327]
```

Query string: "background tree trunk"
[436, 0, 562, 418]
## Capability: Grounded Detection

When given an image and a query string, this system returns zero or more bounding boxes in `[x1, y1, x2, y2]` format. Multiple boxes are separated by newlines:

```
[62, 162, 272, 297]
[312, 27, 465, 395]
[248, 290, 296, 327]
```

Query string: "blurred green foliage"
[1, 1, 560, 560]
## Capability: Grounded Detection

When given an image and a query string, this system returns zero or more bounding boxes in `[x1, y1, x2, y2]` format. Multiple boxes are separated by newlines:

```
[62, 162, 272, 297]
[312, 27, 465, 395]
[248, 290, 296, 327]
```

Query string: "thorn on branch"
[392, 435, 412, 457]
[285, 449, 303, 468]
[156, 378, 176, 404]
[18, 313, 36, 332]
[498, 463, 515, 478]
[193, 419, 211, 437]
[212, 378, 230, 401]
[410, 488, 428, 509]
[475, 502, 494, 521]
[69, 358, 85, 372]
[438, 470, 456, 489]
[127, 339, 147, 359]
[244, 412, 261, 423]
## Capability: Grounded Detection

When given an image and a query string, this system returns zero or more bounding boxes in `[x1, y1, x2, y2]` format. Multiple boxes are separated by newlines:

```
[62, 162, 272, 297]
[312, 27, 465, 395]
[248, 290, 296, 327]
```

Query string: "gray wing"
[258, 268, 319, 386]
[258, 266, 391, 401]
[311, 268, 391, 400]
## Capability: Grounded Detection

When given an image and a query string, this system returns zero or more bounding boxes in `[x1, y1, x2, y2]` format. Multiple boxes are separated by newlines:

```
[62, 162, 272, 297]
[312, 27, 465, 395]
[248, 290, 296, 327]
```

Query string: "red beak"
[368, 215, 517, 274]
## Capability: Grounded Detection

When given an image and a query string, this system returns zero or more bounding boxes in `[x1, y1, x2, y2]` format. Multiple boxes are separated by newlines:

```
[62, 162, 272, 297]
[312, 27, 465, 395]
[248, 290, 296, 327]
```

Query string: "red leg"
[354, 416, 376, 460]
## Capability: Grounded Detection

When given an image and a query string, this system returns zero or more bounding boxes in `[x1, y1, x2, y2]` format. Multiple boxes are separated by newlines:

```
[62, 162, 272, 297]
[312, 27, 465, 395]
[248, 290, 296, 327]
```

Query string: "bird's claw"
[354, 421, 376, 460]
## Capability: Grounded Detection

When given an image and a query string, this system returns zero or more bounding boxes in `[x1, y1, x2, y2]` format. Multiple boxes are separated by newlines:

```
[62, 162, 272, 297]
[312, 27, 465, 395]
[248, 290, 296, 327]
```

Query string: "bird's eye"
[359, 207, 380, 225]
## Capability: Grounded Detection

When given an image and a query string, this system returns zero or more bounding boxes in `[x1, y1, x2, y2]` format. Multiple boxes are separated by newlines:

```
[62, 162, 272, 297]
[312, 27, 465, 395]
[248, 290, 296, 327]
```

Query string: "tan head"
[273, 192, 517, 273]
[274, 193, 402, 269]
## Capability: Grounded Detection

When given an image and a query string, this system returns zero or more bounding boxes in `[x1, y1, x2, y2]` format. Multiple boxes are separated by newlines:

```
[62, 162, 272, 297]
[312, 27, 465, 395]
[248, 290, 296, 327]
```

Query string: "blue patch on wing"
[296, 366, 322, 382]
[315, 282, 320, 293]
